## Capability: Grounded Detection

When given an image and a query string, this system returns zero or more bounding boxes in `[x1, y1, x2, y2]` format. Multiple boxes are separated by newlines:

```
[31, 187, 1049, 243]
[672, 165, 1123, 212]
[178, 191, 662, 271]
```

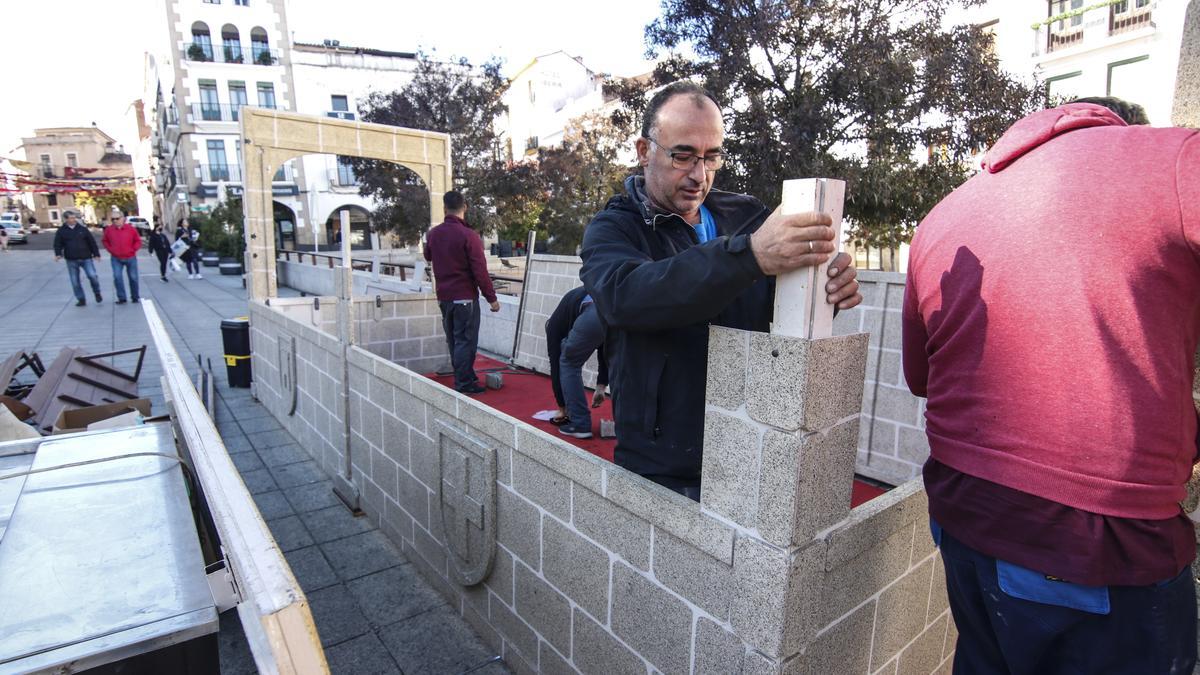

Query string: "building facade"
[20, 126, 134, 227]
[498, 51, 608, 162]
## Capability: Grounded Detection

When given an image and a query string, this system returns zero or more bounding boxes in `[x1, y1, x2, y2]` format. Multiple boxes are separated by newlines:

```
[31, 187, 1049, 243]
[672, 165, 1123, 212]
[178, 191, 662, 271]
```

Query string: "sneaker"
[195, 273, 203, 279]
[132, 298, 140, 303]
[457, 383, 486, 394]
[558, 425, 593, 439]
[95, 294, 102, 303]
[75, 300, 86, 307]
[160, 277, 168, 283]
[116, 299, 127, 305]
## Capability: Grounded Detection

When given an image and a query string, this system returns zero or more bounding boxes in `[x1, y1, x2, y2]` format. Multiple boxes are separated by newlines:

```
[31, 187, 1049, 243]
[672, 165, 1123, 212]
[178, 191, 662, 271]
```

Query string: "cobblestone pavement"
[0, 248, 507, 674]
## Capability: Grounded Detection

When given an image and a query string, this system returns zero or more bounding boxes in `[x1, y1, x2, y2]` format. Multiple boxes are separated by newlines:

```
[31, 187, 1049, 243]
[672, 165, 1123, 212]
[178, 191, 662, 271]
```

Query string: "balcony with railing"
[190, 102, 277, 123]
[198, 163, 294, 183]
[183, 42, 280, 65]
[1035, 0, 1156, 58]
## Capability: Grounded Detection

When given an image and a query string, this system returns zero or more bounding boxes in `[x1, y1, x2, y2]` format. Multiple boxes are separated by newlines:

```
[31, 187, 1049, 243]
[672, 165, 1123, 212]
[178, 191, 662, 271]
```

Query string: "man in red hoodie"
[424, 191, 499, 394]
[903, 99, 1199, 672]
[101, 210, 143, 304]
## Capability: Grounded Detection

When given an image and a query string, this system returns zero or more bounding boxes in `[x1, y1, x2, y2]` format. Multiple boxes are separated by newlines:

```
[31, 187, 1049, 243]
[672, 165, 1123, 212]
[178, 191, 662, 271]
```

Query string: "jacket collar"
[443, 214, 469, 228]
[623, 175, 766, 237]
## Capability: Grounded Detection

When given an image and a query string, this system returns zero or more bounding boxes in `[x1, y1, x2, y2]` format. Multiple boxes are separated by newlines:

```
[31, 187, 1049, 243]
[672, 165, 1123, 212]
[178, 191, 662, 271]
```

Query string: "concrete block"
[872, 558, 935, 667]
[542, 517, 611, 622]
[512, 452, 571, 521]
[820, 524, 915, 626]
[412, 521, 448, 576]
[382, 496, 414, 546]
[381, 412, 409, 468]
[856, 448, 919, 488]
[927, 557, 949, 624]
[409, 428, 438, 490]
[410, 371, 458, 416]
[700, 410, 761, 527]
[757, 419, 858, 548]
[824, 480, 926, 569]
[745, 332, 869, 432]
[878, 349, 901, 387]
[706, 325, 750, 410]
[730, 536, 795, 657]
[896, 426, 929, 466]
[743, 650, 782, 675]
[694, 616, 747, 674]
[490, 595, 540, 664]
[394, 388, 428, 435]
[897, 613, 948, 675]
[652, 527, 734, 620]
[942, 611, 958, 662]
[485, 544, 515, 608]
[539, 640, 577, 675]
[361, 401, 384, 451]
[571, 607, 647, 675]
[514, 561, 572, 653]
[573, 486, 651, 571]
[610, 562, 692, 675]
[882, 309, 903, 350]
[782, 599, 875, 675]
[605, 469, 735, 565]
[498, 487, 542, 568]
[397, 467, 430, 530]
[873, 385, 921, 427]
[369, 450, 399, 497]
[458, 395, 519, 448]
[876, 659, 899, 675]
[516, 427, 605, 495]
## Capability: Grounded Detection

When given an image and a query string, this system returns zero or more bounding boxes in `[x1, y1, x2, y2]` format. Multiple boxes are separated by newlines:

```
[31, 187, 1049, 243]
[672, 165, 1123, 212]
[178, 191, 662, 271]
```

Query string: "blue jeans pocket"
[997, 559, 1111, 615]
[929, 518, 942, 547]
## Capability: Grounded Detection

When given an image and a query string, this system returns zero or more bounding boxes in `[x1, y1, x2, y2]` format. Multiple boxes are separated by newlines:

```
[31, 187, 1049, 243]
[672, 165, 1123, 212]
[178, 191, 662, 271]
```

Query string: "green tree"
[352, 55, 510, 244]
[74, 188, 137, 221]
[627, 0, 1041, 249]
[193, 195, 244, 258]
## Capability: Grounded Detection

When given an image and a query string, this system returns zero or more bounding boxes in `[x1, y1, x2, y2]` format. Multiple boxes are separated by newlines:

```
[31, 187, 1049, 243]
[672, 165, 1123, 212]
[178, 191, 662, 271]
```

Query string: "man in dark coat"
[53, 211, 102, 306]
[579, 81, 862, 499]
[545, 285, 609, 439]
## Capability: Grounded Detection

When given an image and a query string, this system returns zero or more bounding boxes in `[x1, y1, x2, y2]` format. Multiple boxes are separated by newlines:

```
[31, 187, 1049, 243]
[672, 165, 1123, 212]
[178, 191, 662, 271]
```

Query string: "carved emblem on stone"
[435, 420, 497, 586]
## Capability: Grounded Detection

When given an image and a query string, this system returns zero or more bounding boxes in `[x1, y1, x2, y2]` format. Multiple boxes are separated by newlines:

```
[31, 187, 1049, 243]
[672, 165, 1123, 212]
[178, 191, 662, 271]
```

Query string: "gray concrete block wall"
[513, 254, 603, 389]
[832, 271, 929, 486]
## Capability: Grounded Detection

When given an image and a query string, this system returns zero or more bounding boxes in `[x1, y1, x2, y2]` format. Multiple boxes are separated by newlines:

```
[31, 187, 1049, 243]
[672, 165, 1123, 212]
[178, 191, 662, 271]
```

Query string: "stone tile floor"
[0, 248, 507, 674]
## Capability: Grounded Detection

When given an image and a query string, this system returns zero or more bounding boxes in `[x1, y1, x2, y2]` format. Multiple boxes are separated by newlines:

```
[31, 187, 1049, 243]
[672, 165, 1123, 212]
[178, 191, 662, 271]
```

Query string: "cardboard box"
[52, 399, 153, 435]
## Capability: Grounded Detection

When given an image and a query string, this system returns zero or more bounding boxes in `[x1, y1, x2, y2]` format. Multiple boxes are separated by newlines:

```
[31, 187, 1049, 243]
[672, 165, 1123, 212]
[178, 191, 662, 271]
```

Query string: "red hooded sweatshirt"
[904, 104, 1200, 521]
[102, 223, 143, 260]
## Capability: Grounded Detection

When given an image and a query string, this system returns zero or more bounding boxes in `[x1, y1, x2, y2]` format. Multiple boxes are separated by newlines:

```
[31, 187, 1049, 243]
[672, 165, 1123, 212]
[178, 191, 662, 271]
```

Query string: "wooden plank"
[772, 178, 846, 339]
[141, 300, 329, 673]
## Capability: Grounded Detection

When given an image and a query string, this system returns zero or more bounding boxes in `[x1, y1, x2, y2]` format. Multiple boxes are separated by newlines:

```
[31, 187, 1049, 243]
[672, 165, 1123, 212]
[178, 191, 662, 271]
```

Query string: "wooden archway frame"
[239, 108, 452, 300]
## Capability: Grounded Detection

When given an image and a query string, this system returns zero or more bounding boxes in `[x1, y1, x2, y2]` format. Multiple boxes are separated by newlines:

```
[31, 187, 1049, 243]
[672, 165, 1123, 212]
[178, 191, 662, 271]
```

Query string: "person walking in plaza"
[101, 210, 142, 304]
[423, 190, 499, 394]
[148, 224, 173, 282]
[903, 99, 1199, 673]
[0, 226, 8, 253]
[545, 286, 609, 439]
[175, 222, 202, 279]
[53, 211, 102, 307]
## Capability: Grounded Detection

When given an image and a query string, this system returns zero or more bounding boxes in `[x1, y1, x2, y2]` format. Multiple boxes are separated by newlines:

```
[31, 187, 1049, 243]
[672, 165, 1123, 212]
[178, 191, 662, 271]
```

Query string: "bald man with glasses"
[580, 80, 863, 499]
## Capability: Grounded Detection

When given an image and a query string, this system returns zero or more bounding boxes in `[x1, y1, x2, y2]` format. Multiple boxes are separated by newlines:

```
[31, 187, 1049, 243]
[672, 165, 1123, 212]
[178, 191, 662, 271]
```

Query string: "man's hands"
[749, 207, 862, 310]
[489, 300, 500, 312]
[749, 207, 835, 276]
[591, 384, 607, 408]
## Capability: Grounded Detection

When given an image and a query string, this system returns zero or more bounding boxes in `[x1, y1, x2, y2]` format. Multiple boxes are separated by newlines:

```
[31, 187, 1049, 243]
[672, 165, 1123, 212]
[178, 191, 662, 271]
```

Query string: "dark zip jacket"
[53, 223, 99, 260]
[579, 176, 772, 488]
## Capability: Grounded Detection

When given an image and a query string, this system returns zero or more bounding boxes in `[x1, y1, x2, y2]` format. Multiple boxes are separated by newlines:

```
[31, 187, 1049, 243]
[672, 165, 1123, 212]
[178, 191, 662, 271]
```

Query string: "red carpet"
[424, 355, 887, 507]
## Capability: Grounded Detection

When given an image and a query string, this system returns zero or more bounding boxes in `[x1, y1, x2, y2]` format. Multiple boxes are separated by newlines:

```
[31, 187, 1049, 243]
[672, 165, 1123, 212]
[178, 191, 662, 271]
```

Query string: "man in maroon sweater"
[904, 99, 1199, 672]
[424, 191, 499, 394]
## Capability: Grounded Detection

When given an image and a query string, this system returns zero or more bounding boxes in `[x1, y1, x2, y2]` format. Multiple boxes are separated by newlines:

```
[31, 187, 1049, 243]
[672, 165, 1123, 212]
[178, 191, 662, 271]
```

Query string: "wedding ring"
[808, 240, 814, 253]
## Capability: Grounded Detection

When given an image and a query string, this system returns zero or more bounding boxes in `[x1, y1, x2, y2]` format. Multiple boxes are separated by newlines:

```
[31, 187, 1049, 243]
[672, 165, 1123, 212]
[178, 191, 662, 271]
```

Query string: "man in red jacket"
[903, 99, 1199, 673]
[101, 211, 143, 304]
[424, 191, 499, 394]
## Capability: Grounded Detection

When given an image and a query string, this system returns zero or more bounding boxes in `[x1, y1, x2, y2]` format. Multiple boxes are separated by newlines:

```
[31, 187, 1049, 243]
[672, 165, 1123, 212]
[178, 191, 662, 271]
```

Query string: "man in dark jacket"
[53, 211, 102, 307]
[545, 286, 609, 439]
[579, 81, 861, 498]
[424, 190, 500, 394]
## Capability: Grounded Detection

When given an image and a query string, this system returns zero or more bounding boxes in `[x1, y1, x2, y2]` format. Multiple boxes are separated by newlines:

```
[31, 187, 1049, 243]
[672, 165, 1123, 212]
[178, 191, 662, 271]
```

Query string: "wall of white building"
[500, 51, 605, 160]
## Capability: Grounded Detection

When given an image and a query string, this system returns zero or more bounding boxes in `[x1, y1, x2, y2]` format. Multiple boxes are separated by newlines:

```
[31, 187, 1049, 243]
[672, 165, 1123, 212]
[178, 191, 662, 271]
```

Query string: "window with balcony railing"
[1110, 0, 1152, 34]
[1046, 0, 1085, 52]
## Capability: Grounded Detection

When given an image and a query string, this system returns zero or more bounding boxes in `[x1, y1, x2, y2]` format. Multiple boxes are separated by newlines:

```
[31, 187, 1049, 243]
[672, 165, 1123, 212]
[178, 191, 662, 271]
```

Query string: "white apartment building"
[288, 41, 418, 250]
[498, 51, 607, 161]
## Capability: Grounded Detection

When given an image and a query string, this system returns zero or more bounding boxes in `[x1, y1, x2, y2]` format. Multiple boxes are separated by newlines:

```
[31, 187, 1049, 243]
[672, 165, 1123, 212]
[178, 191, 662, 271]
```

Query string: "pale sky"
[1, 0, 663, 161]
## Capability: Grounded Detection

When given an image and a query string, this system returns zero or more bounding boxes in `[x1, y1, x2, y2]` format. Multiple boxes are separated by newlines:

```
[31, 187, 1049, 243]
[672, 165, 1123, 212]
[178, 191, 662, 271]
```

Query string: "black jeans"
[155, 250, 169, 277]
[938, 523, 1196, 674]
[439, 299, 481, 391]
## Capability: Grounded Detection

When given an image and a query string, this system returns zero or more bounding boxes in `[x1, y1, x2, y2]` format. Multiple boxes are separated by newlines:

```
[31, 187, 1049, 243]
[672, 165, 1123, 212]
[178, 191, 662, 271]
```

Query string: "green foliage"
[620, 0, 1042, 248]
[74, 189, 137, 221]
[192, 195, 244, 258]
[187, 43, 209, 62]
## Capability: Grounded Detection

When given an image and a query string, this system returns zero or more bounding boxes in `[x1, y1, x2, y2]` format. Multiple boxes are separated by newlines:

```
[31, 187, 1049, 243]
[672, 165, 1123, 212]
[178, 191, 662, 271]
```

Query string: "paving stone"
[267, 514, 314, 552]
[572, 607, 646, 675]
[322, 529, 404, 581]
[239, 467, 278, 494]
[284, 480, 341, 514]
[270, 459, 326, 489]
[299, 504, 374, 544]
[324, 633, 401, 674]
[346, 564, 446, 628]
[237, 414, 284, 434]
[307, 583, 373, 647]
[610, 562, 692, 674]
[246, 428, 294, 449]
[378, 604, 502, 675]
[285, 545, 339, 592]
[230, 450, 265, 473]
[219, 432, 255, 454]
[257, 442, 308, 468]
[253, 489, 295, 521]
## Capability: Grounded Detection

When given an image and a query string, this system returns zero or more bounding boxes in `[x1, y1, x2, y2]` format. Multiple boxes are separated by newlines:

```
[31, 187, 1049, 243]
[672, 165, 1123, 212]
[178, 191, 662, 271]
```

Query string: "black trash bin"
[220, 317, 253, 388]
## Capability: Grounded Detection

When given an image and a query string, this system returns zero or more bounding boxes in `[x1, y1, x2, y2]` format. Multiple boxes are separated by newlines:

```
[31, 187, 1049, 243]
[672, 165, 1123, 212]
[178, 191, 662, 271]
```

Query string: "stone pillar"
[699, 177, 870, 666]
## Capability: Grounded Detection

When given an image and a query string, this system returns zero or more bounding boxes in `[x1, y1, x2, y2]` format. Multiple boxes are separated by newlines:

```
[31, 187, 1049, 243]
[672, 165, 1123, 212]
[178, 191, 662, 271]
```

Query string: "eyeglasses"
[645, 136, 726, 172]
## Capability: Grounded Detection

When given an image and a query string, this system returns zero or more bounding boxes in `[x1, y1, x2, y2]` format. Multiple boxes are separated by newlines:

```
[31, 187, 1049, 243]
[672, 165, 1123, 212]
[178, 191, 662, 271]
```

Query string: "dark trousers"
[155, 250, 169, 277]
[439, 299, 481, 391]
[557, 303, 605, 432]
[938, 526, 1197, 674]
